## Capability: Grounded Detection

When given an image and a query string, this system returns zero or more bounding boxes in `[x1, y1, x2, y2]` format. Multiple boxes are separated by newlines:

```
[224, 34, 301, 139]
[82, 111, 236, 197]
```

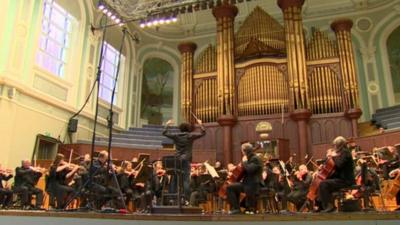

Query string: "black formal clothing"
[287, 173, 312, 210]
[13, 167, 43, 208]
[162, 125, 206, 200]
[47, 165, 74, 209]
[0, 174, 13, 207]
[227, 153, 264, 212]
[318, 147, 355, 209]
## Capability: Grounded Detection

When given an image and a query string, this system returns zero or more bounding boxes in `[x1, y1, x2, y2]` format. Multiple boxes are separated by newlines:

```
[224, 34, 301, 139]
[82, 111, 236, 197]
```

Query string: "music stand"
[161, 155, 183, 209]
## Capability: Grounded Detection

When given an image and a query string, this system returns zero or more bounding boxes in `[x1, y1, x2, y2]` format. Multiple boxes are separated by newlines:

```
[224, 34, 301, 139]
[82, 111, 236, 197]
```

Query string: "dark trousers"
[14, 186, 43, 208]
[54, 184, 74, 209]
[287, 190, 307, 210]
[318, 179, 348, 209]
[226, 182, 257, 211]
[0, 188, 13, 207]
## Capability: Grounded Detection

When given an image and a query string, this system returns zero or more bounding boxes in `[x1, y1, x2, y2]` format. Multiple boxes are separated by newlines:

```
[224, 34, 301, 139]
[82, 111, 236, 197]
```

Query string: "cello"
[218, 163, 244, 199]
[306, 150, 337, 201]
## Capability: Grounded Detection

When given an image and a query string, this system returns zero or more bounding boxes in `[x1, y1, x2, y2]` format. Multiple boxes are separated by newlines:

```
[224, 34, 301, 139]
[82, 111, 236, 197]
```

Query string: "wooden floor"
[0, 209, 399, 222]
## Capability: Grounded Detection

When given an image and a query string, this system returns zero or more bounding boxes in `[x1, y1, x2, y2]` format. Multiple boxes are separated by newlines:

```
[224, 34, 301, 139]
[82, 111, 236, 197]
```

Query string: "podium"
[152, 155, 201, 214]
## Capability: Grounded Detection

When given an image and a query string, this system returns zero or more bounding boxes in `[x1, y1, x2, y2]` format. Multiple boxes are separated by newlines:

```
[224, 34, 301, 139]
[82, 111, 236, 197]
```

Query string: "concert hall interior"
[0, 0, 400, 224]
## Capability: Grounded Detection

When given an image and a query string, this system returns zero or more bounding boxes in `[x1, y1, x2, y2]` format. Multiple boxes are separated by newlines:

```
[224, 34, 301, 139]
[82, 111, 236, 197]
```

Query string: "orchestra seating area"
[77, 125, 177, 150]
[372, 105, 400, 130]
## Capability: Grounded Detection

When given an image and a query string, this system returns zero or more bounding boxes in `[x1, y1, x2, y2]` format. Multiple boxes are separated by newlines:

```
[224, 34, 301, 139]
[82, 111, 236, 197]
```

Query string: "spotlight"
[153, 20, 159, 26]
[165, 18, 171, 24]
[102, 8, 108, 13]
[98, 4, 105, 10]
[146, 20, 152, 27]
[115, 18, 121, 23]
[159, 18, 165, 24]
[107, 11, 112, 17]
[140, 23, 145, 28]
[172, 16, 178, 23]
[118, 23, 124, 27]
[111, 15, 116, 20]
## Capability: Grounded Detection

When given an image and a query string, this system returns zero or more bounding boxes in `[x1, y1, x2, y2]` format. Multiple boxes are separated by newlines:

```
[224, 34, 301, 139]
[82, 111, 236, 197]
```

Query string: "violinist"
[13, 159, 44, 210]
[287, 164, 312, 211]
[318, 136, 355, 213]
[226, 143, 264, 214]
[48, 153, 79, 209]
[0, 164, 13, 208]
[116, 161, 134, 206]
[153, 160, 167, 202]
[90, 150, 123, 209]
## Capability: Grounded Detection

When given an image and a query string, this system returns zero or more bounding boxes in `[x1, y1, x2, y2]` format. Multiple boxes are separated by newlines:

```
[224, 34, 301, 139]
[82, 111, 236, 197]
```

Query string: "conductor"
[162, 118, 206, 203]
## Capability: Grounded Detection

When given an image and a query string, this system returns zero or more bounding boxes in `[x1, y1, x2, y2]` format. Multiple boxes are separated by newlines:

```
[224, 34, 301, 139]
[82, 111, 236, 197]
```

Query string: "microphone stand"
[63, 16, 109, 211]
[105, 28, 128, 211]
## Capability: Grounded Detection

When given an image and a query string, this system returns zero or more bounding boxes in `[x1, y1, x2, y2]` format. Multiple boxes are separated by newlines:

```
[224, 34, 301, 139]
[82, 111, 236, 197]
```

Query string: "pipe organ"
[238, 64, 289, 116]
[178, 0, 361, 164]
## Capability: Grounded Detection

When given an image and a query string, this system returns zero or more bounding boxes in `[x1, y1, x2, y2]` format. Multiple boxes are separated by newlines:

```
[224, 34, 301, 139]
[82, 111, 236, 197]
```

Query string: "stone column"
[213, 2, 238, 164]
[331, 19, 362, 137]
[178, 42, 197, 123]
[278, 0, 312, 162]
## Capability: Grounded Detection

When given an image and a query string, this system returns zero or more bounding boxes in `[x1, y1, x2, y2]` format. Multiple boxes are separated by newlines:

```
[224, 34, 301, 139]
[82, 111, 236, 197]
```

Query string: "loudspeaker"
[68, 118, 78, 133]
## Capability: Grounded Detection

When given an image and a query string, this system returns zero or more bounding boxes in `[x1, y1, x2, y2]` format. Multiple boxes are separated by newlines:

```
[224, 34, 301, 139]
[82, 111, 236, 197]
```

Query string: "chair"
[258, 188, 279, 213]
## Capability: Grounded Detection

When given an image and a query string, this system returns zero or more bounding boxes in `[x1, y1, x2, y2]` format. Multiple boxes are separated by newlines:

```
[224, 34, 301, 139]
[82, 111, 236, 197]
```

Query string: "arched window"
[387, 26, 400, 102]
[36, 0, 76, 78]
[141, 58, 174, 125]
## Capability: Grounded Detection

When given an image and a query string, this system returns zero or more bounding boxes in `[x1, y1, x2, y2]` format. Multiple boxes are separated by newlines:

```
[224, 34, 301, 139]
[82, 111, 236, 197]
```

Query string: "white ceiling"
[103, 0, 396, 40]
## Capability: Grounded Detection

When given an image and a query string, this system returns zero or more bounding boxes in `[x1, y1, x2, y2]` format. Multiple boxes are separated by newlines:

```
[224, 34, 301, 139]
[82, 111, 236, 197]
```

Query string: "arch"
[376, 15, 400, 105]
[140, 57, 175, 125]
[137, 46, 180, 125]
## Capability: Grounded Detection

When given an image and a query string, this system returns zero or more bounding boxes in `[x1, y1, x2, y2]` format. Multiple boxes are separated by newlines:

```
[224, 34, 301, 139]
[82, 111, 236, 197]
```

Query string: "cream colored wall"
[0, 0, 138, 169]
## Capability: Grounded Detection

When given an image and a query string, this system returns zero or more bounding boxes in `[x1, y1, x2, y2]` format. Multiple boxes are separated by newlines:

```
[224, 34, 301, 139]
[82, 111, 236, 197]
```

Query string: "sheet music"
[204, 162, 219, 178]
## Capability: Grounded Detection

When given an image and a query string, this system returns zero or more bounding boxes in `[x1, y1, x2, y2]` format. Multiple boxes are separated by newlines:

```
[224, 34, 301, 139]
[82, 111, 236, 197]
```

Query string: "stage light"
[165, 18, 171, 24]
[111, 15, 116, 20]
[98, 4, 105, 10]
[115, 18, 121, 23]
[172, 17, 178, 23]
[146, 20, 152, 27]
[107, 11, 112, 17]
[102, 8, 108, 13]
[159, 18, 165, 24]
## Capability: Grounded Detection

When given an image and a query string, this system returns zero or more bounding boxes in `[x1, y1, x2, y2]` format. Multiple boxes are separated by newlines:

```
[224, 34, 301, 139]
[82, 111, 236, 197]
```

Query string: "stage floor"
[0, 210, 399, 225]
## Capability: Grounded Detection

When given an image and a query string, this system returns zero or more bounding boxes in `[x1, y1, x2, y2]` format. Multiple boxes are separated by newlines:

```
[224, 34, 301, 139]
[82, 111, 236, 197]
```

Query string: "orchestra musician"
[89, 150, 122, 209]
[162, 118, 206, 204]
[116, 161, 135, 207]
[226, 143, 264, 214]
[287, 164, 312, 211]
[13, 159, 44, 210]
[318, 136, 355, 213]
[0, 164, 13, 208]
[388, 168, 400, 210]
[47, 153, 79, 209]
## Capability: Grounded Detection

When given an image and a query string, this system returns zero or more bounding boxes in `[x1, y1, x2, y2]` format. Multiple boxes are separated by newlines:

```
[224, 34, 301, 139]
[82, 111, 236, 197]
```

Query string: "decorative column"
[331, 19, 362, 137]
[213, 2, 238, 164]
[178, 42, 197, 123]
[278, 0, 312, 162]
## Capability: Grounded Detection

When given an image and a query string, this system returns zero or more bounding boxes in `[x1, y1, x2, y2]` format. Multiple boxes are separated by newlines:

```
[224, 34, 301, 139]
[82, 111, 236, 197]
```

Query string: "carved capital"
[331, 19, 353, 33]
[290, 109, 312, 121]
[178, 42, 197, 54]
[217, 114, 237, 127]
[277, 0, 305, 11]
[212, 3, 238, 19]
